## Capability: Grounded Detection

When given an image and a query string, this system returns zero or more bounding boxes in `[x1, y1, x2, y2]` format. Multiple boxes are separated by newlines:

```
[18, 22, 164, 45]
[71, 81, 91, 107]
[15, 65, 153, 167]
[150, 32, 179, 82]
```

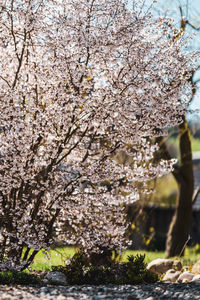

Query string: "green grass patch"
[30, 247, 76, 271]
[30, 246, 200, 271]
[123, 249, 200, 267]
[121, 250, 165, 263]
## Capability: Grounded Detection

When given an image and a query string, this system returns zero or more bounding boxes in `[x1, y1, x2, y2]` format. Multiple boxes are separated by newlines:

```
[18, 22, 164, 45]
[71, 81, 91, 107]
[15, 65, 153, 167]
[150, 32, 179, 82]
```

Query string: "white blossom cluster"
[0, 0, 195, 270]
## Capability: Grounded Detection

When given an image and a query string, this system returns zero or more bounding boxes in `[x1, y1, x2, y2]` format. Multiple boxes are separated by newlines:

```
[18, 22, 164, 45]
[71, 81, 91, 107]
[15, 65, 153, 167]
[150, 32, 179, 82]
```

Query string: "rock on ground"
[191, 260, 200, 274]
[147, 259, 182, 276]
[177, 271, 194, 283]
[44, 272, 67, 286]
[192, 274, 200, 283]
[162, 269, 181, 282]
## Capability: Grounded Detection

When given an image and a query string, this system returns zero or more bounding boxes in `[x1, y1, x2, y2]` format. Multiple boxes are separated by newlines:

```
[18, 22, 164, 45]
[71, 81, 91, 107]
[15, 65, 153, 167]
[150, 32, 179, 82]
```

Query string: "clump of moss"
[0, 270, 41, 285]
[53, 252, 158, 285]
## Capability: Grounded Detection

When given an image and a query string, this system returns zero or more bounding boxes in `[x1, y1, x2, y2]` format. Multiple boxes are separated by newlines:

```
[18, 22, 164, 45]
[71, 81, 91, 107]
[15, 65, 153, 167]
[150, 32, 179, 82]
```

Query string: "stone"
[162, 269, 181, 282]
[191, 260, 200, 274]
[182, 278, 191, 283]
[44, 271, 67, 285]
[177, 271, 194, 283]
[147, 258, 182, 275]
[192, 274, 200, 282]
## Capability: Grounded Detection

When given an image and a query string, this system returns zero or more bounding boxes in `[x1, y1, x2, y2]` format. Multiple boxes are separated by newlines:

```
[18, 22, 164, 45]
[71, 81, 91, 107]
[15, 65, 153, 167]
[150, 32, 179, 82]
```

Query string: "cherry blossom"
[0, 0, 195, 270]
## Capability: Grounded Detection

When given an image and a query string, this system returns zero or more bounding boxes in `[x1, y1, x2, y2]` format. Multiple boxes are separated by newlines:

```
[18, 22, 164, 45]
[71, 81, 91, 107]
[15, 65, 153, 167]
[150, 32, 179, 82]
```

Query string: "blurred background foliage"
[144, 119, 200, 207]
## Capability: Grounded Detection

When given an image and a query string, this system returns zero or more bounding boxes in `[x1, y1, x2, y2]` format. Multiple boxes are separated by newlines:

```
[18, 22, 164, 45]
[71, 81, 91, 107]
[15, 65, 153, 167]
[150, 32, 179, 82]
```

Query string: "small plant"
[53, 251, 89, 285]
[0, 271, 41, 285]
[125, 254, 149, 284]
[118, 254, 158, 284]
[52, 251, 158, 285]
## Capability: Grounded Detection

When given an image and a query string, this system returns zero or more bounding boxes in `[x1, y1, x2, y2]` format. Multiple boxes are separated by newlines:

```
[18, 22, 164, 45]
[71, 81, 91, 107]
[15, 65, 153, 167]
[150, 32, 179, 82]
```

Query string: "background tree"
[0, 0, 196, 270]
[156, 117, 195, 257]
[151, 0, 200, 257]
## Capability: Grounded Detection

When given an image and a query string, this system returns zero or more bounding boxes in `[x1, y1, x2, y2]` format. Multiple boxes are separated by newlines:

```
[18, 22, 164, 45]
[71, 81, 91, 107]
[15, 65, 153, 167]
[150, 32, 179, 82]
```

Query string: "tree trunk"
[165, 118, 194, 257]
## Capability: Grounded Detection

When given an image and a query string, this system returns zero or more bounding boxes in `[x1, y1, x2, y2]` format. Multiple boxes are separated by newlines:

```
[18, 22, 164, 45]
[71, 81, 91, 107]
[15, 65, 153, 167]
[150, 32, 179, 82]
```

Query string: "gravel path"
[1, 283, 200, 300]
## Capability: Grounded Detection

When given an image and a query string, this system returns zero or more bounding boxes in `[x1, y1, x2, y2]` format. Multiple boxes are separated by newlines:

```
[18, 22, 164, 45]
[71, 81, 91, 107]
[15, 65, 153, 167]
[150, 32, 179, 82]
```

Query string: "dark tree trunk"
[165, 118, 194, 257]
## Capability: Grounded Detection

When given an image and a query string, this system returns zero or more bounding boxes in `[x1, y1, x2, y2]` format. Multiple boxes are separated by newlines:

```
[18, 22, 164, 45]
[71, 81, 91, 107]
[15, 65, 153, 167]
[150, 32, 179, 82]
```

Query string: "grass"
[122, 249, 200, 267]
[121, 250, 165, 263]
[30, 246, 200, 271]
[30, 247, 76, 270]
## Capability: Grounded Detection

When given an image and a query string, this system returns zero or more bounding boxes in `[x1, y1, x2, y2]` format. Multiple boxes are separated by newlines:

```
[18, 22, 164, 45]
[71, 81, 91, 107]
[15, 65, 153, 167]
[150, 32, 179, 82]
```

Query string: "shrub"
[53, 252, 158, 285]
[0, 271, 41, 285]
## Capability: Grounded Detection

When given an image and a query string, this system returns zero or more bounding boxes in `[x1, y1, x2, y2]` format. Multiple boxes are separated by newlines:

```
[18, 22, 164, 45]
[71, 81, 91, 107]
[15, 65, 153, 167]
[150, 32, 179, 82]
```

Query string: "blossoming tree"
[0, 0, 195, 270]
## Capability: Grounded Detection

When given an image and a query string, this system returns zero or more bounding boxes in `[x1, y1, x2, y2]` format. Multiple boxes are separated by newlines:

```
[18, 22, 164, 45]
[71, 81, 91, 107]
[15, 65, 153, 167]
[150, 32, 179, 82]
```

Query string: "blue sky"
[145, 0, 200, 120]
[139, 0, 200, 121]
